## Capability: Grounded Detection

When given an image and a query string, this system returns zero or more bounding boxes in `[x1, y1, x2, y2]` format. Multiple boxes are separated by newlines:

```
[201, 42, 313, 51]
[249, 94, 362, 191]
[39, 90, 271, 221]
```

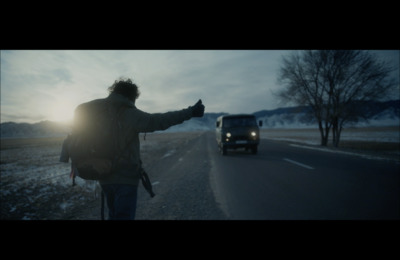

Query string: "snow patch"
[162, 149, 176, 158]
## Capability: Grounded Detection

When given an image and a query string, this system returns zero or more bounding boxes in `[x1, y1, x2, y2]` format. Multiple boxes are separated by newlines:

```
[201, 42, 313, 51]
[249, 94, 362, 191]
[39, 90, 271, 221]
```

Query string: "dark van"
[216, 114, 262, 155]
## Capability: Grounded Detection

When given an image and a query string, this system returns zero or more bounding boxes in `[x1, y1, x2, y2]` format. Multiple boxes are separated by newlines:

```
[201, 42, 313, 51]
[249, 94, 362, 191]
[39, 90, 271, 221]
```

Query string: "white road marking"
[290, 144, 394, 162]
[283, 158, 314, 170]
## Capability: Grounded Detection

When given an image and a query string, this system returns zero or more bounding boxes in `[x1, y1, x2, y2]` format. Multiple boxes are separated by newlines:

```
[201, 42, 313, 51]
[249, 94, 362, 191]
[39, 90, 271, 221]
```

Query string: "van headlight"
[226, 132, 231, 138]
[250, 131, 256, 137]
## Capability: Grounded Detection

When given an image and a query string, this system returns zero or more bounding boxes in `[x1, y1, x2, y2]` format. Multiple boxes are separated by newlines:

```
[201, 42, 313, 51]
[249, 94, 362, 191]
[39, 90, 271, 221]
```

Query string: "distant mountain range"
[1, 100, 399, 138]
[0, 120, 72, 139]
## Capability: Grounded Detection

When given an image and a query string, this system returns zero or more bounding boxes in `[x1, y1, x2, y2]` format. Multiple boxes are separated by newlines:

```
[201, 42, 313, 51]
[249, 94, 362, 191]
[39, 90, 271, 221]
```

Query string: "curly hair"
[108, 77, 140, 101]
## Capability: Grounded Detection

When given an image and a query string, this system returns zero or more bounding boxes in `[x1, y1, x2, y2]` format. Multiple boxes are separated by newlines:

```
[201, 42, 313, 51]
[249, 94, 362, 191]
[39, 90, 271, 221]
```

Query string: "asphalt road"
[206, 131, 399, 220]
[131, 131, 400, 220]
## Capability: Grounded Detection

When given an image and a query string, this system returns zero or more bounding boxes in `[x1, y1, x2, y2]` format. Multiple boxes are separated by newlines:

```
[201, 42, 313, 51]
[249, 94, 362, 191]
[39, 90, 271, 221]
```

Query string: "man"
[74, 77, 205, 220]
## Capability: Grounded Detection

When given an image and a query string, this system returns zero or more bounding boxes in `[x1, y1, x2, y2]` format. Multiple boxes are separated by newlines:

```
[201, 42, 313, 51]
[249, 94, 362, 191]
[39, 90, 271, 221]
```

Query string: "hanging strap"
[140, 168, 155, 198]
[99, 106, 156, 219]
[101, 189, 105, 220]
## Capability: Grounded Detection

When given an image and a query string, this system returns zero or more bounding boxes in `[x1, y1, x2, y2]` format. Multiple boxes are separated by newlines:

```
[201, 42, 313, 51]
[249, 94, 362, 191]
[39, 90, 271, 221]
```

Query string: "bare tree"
[277, 50, 397, 147]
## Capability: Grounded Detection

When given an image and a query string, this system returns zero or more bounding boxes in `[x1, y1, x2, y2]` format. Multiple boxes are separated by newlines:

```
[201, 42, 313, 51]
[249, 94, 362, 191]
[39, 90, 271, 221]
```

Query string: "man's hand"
[191, 99, 205, 117]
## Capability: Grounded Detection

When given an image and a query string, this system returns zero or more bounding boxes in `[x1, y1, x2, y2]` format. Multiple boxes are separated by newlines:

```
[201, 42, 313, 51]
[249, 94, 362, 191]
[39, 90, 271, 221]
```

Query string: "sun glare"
[49, 101, 75, 123]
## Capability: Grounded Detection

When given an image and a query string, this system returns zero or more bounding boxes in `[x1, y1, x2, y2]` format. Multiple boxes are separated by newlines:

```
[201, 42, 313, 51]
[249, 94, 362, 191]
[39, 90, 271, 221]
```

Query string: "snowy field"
[260, 126, 400, 161]
[0, 132, 202, 220]
[1, 127, 399, 220]
[1, 137, 100, 220]
[261, 126, 400, 145]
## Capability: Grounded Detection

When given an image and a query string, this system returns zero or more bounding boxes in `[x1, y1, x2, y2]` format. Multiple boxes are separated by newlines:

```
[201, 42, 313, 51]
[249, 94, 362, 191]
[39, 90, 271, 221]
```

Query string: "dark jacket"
[75, 93, 193, 186]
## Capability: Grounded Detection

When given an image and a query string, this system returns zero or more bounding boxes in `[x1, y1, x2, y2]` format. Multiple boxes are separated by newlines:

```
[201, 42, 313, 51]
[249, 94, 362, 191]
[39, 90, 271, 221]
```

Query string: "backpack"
[59, 98, 155, 196]
[60, 98, 127, 182]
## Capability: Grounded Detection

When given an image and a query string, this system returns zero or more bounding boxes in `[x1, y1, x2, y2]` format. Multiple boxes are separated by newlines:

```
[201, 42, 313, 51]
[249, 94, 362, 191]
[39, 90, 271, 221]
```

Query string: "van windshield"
[223, 117, 257, 127]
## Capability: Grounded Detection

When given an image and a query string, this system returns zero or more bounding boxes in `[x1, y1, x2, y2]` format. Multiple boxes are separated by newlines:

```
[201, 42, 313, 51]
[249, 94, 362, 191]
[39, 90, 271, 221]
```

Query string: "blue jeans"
[100, 184, 138, 220]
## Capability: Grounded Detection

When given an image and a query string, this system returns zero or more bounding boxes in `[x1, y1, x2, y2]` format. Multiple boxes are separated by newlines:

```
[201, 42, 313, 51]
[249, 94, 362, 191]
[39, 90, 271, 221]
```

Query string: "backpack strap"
[113, 113, 156, 199]
[101, 189, 105, 220]
[139, 166, 155, 198]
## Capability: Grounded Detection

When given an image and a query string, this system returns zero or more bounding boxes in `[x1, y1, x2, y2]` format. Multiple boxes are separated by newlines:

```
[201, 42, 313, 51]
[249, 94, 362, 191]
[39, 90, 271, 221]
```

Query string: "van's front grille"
[232, 135, 247, 140]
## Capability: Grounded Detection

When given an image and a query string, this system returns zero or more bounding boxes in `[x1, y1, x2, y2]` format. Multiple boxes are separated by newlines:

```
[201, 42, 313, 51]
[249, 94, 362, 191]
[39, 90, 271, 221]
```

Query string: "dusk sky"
[1, 50, 399, 124]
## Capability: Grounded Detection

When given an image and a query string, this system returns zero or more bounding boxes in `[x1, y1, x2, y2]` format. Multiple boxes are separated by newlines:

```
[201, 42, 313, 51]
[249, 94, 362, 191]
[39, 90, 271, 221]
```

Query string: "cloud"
[134, 50, 289, 113]
[1, 50, 398, 124]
